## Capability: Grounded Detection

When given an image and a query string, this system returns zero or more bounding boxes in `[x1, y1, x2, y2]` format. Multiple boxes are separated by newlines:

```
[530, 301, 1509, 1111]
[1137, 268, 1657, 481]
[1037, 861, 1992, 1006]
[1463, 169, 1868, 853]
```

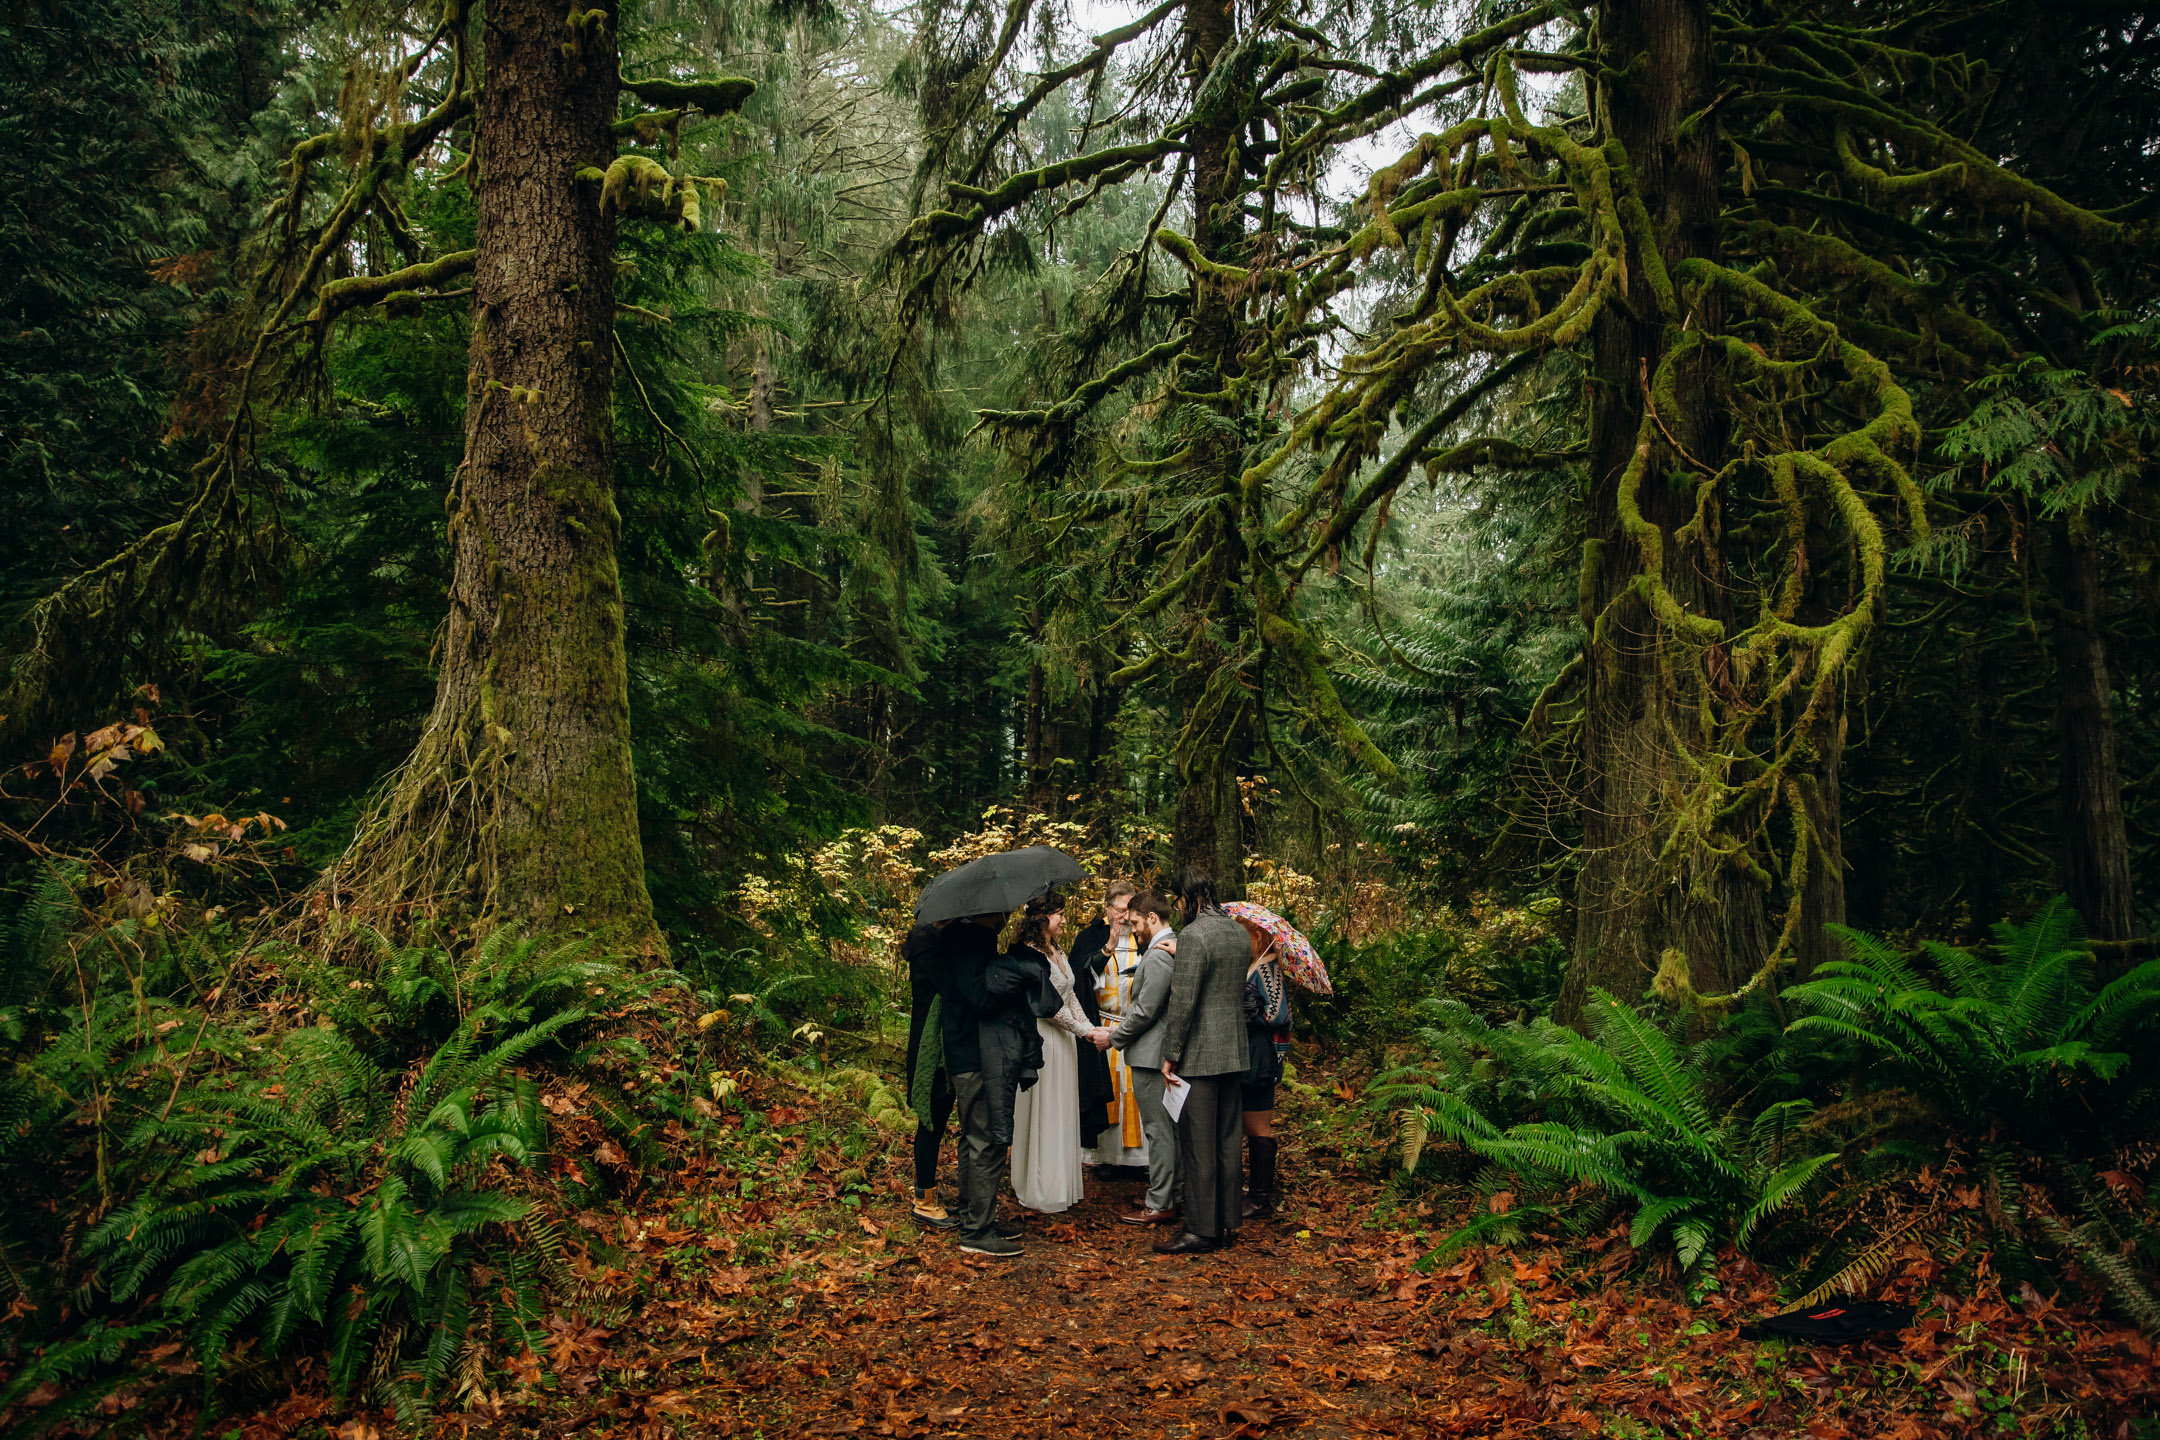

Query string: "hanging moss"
[598, 154, 722, 232]
[310, 248, 476, 328]
[620, 75, 757, 117]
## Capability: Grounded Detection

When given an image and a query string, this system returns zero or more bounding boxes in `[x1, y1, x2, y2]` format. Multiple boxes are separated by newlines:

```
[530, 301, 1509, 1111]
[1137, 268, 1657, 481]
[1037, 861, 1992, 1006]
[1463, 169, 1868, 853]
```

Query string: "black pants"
[949, 1070, 1006, 1241]
[1176, 1073, 1244, 1240]
[911, 1068, 955, 1191]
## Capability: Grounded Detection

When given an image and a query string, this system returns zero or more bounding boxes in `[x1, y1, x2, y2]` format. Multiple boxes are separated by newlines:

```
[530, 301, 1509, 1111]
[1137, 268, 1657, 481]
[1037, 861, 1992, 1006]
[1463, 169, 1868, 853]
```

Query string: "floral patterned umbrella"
[1222, 901, 1332, 995]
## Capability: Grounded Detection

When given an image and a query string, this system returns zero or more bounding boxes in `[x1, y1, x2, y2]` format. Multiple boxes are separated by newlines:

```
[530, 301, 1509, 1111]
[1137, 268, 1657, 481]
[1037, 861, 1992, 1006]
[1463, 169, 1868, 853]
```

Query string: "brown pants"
[1175, 1073, 1244, 1240]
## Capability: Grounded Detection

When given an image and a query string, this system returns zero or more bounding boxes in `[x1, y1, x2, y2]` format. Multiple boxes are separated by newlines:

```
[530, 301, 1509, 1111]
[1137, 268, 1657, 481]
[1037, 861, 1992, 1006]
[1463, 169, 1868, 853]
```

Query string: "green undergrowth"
[1368, 897, 2160, 1330]
[0, 863, 918, 1436]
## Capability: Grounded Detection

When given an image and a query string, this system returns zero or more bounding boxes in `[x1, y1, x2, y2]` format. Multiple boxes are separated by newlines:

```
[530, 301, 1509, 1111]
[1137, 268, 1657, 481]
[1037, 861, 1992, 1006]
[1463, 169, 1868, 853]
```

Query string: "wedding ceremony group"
[897, 853, 1331, 1260]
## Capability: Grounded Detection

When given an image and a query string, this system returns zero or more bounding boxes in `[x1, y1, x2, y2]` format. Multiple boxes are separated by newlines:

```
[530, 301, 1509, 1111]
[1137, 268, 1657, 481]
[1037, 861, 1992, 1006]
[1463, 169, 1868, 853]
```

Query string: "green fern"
[1784, 900, 2160, 1328]
[0, 926, 667, 1419]
[1372, 990, 1838, 1281]
[1787, 898, 2160, 1147]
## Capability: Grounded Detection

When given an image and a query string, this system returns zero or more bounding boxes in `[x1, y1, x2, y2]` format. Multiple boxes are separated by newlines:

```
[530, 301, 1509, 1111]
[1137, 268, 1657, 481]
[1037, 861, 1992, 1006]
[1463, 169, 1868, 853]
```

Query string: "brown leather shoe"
[1119, 1207, 1179, 1226]
[1153, 1230, 1220, 1255]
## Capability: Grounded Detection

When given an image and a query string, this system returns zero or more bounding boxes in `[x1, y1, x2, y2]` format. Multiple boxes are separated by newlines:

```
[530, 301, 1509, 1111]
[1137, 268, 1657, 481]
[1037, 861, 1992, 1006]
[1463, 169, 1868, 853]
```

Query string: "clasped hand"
[1087, 1027, 1112, 1050]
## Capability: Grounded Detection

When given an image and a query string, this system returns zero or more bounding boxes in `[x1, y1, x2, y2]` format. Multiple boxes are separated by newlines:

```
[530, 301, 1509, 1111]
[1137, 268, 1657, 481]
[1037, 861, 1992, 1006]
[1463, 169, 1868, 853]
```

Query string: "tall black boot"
[1242, 1136, 1278, 1220]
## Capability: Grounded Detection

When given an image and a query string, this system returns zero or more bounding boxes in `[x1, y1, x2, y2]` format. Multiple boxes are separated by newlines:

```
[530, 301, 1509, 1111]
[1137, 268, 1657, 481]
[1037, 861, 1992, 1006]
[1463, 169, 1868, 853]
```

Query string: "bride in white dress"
[1009, 895, 1107, 1214]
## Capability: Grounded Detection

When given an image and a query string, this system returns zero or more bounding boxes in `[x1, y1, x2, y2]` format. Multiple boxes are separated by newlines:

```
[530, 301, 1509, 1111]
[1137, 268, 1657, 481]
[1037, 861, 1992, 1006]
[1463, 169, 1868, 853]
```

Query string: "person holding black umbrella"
[938, 909, 1031, 1257]
[911, 845, 1085, 1256]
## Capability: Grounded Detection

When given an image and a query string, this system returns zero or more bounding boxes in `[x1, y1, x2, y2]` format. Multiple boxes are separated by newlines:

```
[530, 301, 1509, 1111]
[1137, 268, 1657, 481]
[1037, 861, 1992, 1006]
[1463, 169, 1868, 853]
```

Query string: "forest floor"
[228, 1061, 2153, 1440]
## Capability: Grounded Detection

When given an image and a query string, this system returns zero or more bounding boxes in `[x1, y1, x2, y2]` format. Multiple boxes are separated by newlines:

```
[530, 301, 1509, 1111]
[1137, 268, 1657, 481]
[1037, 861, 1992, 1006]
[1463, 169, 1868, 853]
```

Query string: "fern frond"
[1788, 1207, 1936, 1309]
[2036, 1213, 2160, 1333]
[1629, 1195, 1697, 1249]
[1395, 1107, 1430, 1174]
[1994, 896, 2085, 976]
[1736, 1151, 1839, 1247]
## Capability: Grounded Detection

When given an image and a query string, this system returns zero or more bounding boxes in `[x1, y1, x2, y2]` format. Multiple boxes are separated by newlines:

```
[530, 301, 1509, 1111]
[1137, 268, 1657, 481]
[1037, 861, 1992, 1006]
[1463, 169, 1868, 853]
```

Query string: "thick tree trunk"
[1563, 0, 1766, 1022]
[1167, 0, 1243, 885]
[1790, 512, 1853, 979]
[1079, 679, 1113, 799]
[2051, 517, 2137, 940]
[1792, 705, 1847, 981]
[332, 0, 657, 948]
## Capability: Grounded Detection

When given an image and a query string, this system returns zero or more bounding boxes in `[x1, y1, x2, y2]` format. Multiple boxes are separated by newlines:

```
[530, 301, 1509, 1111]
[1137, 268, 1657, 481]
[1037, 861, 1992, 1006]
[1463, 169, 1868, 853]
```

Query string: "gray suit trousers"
[1128, 1067, 1183, 1214]
[1176, 1073, 1243, 1240]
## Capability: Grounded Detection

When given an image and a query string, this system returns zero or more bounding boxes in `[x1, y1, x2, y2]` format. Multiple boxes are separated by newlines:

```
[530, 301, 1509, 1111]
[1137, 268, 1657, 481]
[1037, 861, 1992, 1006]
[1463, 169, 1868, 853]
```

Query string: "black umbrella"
[913, 846, 1085, 924]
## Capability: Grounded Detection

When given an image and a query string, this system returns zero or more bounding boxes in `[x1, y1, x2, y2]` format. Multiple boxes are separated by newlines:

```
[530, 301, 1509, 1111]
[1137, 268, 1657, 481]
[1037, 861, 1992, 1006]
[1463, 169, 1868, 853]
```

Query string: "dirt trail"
[477, 1080, 2154, 1440]
[710, 1165, 1441, 1439]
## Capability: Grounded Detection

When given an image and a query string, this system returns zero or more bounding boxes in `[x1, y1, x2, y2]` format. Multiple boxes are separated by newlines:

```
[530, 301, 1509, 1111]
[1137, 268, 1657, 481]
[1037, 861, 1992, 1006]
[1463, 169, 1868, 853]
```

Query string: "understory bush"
[1298, 896, 1568, 1055]
[0, 909, 669, 1429]
[1376, 899, 2160, 1325]
[1374, 990, 1837, 1288]
[1785, 898, 2160, 1325]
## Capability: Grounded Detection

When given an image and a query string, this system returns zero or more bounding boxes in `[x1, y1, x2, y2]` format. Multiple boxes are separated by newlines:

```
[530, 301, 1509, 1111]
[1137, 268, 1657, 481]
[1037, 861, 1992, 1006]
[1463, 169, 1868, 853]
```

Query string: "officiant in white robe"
[1086, 921, 1152, 1169]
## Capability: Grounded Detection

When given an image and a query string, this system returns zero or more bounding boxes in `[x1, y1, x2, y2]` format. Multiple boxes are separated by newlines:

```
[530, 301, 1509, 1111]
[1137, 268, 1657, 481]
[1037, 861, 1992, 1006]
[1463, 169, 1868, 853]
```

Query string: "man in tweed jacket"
[1153, 867, 1250, 1254]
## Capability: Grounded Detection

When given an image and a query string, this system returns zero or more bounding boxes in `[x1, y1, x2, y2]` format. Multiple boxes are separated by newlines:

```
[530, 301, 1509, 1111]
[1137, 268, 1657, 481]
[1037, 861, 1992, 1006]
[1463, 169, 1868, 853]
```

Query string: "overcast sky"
[1057, 0, 1571, 212]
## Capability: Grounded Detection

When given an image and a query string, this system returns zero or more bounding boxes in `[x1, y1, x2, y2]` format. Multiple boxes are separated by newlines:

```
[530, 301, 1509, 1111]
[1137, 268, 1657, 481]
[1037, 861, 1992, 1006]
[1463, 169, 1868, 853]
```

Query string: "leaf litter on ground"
[43, 1057, 2158, 1440]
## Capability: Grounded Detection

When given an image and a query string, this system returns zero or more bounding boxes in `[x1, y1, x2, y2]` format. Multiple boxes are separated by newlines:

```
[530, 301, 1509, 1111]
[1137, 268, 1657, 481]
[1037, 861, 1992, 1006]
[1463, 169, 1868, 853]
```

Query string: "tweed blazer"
[1156, 910, 1251, 1077]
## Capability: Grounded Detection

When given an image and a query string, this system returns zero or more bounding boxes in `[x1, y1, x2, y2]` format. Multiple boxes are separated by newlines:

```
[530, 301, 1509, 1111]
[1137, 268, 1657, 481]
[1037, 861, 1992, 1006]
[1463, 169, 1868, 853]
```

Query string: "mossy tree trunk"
[1167, 0, 1250, 894]
[333, 0, 658, 949]
[2051, 517, 2137, 940]
[1563, 0, 1766, 1021]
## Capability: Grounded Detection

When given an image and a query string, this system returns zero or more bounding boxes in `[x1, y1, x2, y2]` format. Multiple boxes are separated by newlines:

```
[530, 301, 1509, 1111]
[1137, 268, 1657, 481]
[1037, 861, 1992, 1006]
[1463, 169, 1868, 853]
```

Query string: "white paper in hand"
[1162, 1074, 1190, 1123]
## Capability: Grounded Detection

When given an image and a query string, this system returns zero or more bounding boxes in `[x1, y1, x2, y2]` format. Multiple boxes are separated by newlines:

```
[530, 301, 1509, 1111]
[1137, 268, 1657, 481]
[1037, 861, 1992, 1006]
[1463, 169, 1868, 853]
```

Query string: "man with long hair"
[1074, 881, 1143, 1168]
[1151, 868, 1251, 1254]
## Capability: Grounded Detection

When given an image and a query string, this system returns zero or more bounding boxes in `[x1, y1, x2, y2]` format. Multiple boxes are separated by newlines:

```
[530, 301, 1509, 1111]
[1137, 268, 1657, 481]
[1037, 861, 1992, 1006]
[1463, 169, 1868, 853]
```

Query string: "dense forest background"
[3, 0, 2159, 1431]
[5, 0, 2156, 960]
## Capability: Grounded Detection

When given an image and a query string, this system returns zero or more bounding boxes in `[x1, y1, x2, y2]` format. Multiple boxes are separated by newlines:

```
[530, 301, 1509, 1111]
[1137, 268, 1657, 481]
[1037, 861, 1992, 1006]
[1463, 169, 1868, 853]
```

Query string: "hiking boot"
[911, 1189, 958, 1229]
[958, 1231, 1023, 1258]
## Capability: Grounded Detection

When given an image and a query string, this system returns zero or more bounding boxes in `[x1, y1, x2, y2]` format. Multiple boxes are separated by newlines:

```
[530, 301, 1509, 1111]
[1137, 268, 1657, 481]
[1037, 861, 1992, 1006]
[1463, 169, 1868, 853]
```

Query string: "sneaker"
[911, 1190, 958, 1230]
[958, 1231, 1023, 1258]
[995, 1220, 1024, 1238]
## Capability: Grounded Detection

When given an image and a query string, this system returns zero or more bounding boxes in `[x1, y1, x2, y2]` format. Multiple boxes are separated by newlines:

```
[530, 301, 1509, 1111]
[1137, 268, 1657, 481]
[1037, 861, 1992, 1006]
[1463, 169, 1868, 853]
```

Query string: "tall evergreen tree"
[4, 3, 759, 945]
[0, 0, 292, 726]
[893, 0, 2157, 1007]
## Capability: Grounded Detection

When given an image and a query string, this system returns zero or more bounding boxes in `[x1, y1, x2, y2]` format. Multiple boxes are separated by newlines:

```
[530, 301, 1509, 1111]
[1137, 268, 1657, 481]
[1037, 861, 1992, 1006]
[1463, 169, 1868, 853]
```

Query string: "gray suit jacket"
[1158, 910, 1250, 1077]
[1107, 932, 1178, 1068]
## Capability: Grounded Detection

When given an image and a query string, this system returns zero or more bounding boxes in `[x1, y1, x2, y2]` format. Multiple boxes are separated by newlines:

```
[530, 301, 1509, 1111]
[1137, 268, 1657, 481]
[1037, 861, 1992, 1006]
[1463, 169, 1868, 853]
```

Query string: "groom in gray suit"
[1108, 889, 1182, 1226]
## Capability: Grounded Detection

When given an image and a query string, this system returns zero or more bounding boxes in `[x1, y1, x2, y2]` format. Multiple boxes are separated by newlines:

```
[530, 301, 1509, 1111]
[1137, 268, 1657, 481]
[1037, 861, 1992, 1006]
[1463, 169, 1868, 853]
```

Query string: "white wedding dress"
[1010, 949, 1089, 1214]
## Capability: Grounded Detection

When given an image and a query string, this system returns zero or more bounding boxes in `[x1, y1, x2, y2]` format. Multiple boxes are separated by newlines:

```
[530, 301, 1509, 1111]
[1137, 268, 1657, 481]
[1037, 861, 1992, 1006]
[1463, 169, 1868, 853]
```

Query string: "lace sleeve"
[1046, 953, 1093, 1036]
